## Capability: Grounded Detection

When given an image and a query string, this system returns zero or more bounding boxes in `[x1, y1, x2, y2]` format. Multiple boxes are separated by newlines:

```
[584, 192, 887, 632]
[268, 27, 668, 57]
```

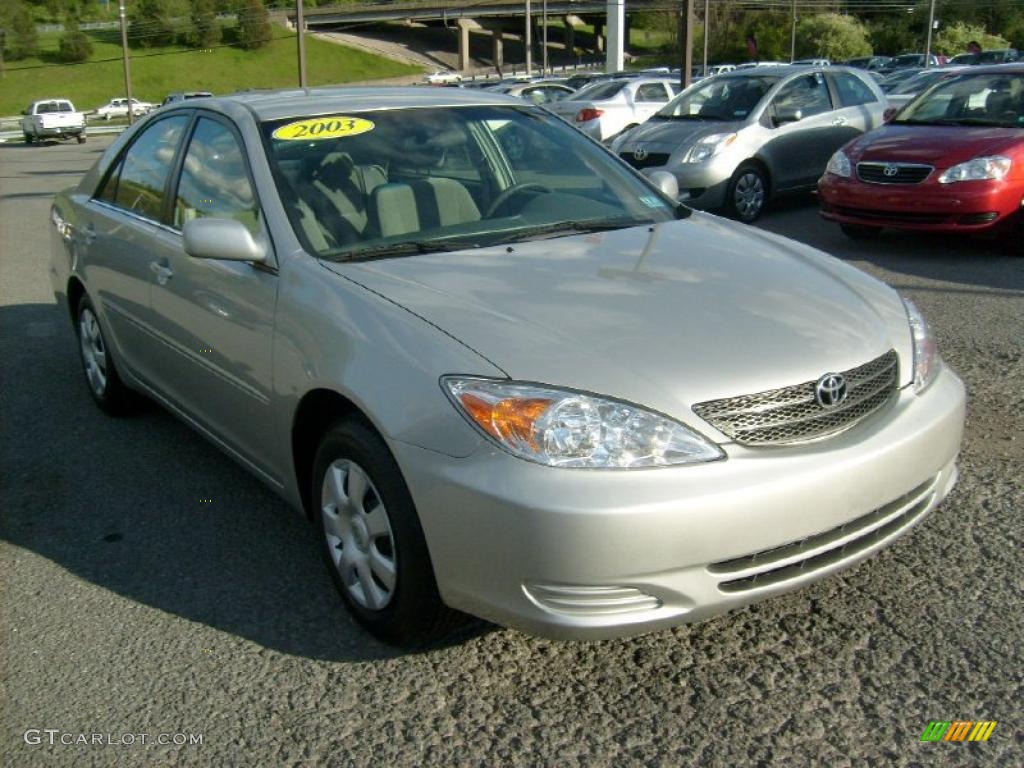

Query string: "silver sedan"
[50, 88, 964, 644]
[613, 66, 886, 222]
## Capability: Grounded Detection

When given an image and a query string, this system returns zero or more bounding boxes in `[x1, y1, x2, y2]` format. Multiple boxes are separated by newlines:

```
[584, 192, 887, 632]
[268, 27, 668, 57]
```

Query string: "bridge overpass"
[291, 0, 660, 72]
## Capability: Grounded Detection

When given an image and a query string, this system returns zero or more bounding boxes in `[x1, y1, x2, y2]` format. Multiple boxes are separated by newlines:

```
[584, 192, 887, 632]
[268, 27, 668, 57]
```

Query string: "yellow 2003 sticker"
[272, 116, 375, 141]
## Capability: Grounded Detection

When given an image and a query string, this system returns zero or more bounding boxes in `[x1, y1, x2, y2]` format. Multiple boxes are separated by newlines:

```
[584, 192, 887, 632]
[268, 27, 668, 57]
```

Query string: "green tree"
[186, 0, 221, 48]
[237, 0, 271, 50]
[934, 21, 1010, 56]
[57, 11, 92, 62]
[796, 14, 871, 61]
[867, 16, 920, 56]
[5, 1, 39, 60]
[129, 0, 176, 48]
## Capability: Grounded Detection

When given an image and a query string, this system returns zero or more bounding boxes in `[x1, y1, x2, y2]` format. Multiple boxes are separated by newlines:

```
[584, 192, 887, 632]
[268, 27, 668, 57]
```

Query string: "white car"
[425, 70, 462, 85]
[94, 97, 156, 120]
[737, 61, 789, 69]
[547, 77, 679, 142]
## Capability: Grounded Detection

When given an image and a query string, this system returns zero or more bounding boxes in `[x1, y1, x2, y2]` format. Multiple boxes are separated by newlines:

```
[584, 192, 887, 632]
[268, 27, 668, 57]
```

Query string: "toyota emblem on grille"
[883, 164, 899, 177]
[633, 148, 648, 161]
[815, 373, 848, 408]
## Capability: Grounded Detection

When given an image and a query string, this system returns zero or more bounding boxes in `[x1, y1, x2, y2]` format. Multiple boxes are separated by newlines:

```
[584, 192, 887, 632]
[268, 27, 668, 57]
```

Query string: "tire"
[727, 163, 769, 224]
[76, 295, 133, 415]
[840, 223, 882, 240]
[313, 418, 464, 646]
[23, 133, 33, 144]
[77, 134, 87, 144]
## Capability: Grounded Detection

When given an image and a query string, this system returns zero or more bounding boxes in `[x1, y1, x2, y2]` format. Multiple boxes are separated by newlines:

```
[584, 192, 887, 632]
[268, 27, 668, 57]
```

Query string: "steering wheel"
[485, 183, 552, 218]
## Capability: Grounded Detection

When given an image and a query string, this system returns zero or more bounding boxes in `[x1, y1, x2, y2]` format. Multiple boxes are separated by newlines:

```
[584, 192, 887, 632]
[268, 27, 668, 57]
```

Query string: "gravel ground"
[1, 137, 1020, 767]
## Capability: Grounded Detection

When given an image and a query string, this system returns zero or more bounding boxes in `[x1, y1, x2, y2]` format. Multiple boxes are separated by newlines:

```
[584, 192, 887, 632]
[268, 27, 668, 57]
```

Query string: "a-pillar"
[605, 0, 624, 71]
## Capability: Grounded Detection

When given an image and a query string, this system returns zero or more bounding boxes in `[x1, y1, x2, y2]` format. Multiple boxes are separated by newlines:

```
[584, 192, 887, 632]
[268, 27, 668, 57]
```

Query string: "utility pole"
[296, 0, 308, 87]
[924, 0, 936, 68]
[789, 0, 796, 63]
[542, 0, 548, 75]
[679, 0, 693, 90]
[118, 0, 134, 125]
[702, 0, 709, 77]
[525, 0, 532, 76]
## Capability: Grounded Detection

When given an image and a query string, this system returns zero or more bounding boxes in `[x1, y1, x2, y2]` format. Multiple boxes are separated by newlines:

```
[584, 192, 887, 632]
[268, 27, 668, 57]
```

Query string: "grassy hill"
[1, 25, 422, 116]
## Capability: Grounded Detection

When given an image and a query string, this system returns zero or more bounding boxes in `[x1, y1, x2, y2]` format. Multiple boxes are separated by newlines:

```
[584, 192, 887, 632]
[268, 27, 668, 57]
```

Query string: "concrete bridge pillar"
[605, 0, 624, 71]
[492, 31, 504, 70]
[457, 18, 481, 72]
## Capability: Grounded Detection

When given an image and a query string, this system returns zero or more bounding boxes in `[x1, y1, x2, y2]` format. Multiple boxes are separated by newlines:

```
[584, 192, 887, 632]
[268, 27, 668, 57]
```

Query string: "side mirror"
[883, 106, 898, 122]
[183, 218, 266, 263]
[773, 108, 802, 126]
[648, 170, 679, 200]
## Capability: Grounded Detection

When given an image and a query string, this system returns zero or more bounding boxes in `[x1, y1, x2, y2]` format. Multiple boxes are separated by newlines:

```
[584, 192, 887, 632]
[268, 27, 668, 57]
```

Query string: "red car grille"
[857, 162, 933, 185]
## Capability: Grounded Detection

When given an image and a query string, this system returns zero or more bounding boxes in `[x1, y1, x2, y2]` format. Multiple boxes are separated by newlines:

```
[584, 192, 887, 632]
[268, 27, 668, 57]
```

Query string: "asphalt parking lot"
[1, 136, 1020, 767]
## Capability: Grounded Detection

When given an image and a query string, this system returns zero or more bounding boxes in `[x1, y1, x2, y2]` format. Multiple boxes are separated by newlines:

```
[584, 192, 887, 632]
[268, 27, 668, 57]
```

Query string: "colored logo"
[920, 721, 997, 742]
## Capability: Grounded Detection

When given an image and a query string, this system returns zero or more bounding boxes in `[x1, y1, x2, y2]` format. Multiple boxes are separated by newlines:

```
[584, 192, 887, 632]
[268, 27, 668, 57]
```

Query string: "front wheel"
[76, 134, 87, 144]
[313, 418, 464, 646]
[23, 132, 33, 144]
[840, 223, 882, 240]
[76, 296, 133, 414]
[727, 163, 768, 223]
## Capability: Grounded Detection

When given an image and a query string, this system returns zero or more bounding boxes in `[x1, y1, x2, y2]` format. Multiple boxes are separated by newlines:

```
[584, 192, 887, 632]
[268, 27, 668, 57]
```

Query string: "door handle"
[150, 261, 174, 284]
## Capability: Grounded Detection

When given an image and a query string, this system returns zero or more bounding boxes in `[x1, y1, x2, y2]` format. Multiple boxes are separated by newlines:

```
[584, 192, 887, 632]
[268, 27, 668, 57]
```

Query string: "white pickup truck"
[21, 99, 87, 144]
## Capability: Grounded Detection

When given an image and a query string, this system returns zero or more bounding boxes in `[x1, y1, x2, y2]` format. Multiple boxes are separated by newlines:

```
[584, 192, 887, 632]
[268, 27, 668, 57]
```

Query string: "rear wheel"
[76, 134, 87, 144]
[727, 163, 768, 223]
[23, 133, 33, 144]
[313, 418, 465, 646]
[840, 223, 883, 240]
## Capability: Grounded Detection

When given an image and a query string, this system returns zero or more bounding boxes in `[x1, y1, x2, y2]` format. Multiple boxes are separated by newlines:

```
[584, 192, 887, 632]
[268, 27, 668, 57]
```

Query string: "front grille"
[708, 475, 937, 593]
[692, 350, 898, 446]
[620, 151, 670, 169]
[857, 161, 933, 185]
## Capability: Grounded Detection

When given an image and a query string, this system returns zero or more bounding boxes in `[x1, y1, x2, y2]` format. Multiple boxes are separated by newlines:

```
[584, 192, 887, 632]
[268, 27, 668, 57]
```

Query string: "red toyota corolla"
[819, 65, 1024, 250]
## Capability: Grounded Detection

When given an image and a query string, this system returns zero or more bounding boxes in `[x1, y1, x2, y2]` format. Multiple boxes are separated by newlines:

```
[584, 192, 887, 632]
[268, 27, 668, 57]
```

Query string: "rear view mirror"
[183, 218, 266, 263]
[773, 108, 803, 126]
[648, 171, 679, 200]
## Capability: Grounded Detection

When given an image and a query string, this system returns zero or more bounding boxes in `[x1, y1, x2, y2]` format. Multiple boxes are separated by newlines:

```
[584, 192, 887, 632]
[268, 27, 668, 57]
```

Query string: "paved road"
[1, 137, 1021, 767]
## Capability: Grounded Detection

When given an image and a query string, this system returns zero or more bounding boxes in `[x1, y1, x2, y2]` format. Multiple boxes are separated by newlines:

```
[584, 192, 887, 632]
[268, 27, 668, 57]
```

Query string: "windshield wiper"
[334, 238, 476, 263]
[502, 216, 657, 244]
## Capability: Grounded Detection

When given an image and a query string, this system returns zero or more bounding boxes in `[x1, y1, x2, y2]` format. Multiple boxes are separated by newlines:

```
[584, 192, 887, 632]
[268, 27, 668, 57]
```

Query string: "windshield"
[262, 106, 678, 261]
[656, 75, 776, 121]
[572, 81, 627, 101]
[894, 72, 1024, 127]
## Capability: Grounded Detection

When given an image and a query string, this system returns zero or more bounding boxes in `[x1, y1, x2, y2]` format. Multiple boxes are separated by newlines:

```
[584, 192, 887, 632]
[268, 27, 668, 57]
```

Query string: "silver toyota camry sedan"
[49, 88, 965, 645]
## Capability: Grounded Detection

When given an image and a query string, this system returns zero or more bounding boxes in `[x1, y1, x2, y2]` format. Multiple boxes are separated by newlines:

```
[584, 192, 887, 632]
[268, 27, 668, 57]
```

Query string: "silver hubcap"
[321, 460, 397, 610]
[734, 172, 765, 219]
[79, 308, 107, 396]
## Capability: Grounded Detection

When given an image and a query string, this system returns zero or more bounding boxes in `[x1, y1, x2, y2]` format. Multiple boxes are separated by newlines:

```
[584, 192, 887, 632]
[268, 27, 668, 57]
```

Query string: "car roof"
[964, 63, 1024, 74]
[216, 86, 526, 121]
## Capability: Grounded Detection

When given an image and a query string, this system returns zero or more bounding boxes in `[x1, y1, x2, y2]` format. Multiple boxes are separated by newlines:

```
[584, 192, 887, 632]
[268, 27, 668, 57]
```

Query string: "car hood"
[619, 117, 746, 151]
[328, 214, 912, 433]
[849, 124, 1024, 168]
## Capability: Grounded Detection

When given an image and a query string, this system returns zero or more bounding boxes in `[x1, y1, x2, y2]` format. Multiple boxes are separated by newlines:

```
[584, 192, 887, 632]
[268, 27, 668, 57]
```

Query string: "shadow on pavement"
[0, 302, 486, 663]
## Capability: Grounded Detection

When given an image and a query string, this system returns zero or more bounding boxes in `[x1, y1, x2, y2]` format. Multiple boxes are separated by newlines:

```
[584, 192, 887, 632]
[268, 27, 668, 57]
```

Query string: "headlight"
[938, 155, 1011, 184]
[903, 298, 939, 392]
[681, 132, 737, 163]
[826, 149, 852, 178]
[443, 377, 724, 468]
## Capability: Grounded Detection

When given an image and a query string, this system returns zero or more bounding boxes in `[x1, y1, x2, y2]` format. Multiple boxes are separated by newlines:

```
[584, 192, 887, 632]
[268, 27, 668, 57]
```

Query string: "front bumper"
[393, 365, 965, 640]
[640, 162, 733, 209]
[819, 173, 1024, 232]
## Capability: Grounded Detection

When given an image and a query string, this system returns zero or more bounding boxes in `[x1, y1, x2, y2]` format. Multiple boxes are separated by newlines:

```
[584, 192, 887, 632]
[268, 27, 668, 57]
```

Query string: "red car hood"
[849, 124, 1024, 169]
